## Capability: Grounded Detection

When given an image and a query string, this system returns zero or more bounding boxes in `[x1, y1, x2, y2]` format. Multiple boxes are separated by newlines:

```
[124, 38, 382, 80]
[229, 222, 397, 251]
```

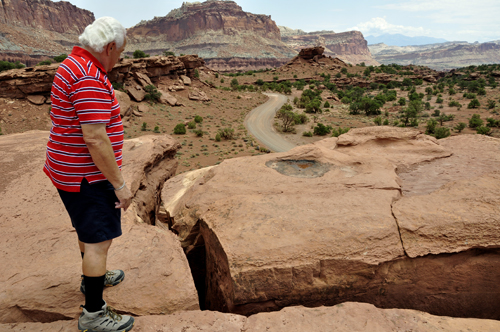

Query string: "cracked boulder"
[160, 127, 500, 318]
[0, 131, 198, 323]
[4, 302, 500, 331]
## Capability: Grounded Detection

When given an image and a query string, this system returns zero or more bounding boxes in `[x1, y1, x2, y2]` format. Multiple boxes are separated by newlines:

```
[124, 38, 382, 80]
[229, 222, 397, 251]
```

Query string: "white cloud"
[350, 17, 432, 37]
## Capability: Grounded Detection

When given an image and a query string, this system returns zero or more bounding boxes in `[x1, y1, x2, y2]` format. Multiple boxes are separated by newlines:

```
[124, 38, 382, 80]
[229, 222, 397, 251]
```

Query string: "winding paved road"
[245, 93, 297, 153]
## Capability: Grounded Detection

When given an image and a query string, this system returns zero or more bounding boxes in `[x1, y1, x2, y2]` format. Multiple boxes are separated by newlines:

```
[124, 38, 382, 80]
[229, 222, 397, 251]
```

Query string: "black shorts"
[58, 178, 122, 244]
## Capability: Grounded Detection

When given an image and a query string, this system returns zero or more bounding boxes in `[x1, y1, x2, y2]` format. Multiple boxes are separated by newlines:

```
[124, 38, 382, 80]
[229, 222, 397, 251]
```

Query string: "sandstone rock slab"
[180, 75, 192, 85]
[4, 302, 500, 332]
[26, 94, 46, 105]
[125, 83, 146, 102]
[188, 87, 210, 101]
[115, 90, 133, 117]
[0, 131, 197, 323]
[159, 89, 178, 106]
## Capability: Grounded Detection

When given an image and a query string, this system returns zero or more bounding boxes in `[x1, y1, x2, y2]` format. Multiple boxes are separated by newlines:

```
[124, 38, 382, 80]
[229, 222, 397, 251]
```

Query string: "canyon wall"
[0, 0, 94, 66]
[370, 41, 500, 70]
[126, 0, 297, 71]
[280, 28, 379, 66]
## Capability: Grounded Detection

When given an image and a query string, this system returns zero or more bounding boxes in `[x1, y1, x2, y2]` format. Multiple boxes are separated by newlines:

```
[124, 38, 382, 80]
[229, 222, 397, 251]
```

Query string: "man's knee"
[84, 239, 112, 254]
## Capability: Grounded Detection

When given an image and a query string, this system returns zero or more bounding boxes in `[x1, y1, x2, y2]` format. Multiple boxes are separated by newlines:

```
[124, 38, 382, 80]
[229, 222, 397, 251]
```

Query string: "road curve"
[245, 93, 297, 153]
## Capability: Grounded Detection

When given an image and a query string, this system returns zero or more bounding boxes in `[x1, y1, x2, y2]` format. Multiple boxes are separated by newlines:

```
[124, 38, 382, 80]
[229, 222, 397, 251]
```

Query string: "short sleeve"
[70, 76, 113, 125]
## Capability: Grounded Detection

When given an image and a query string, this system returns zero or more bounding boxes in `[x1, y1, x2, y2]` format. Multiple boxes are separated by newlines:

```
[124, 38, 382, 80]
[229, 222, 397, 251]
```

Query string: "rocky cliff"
[280, 28, 379, 66]
[370, 41, 500, 70]
[0, 0, 94, 66]
[125, 0, 297, 71]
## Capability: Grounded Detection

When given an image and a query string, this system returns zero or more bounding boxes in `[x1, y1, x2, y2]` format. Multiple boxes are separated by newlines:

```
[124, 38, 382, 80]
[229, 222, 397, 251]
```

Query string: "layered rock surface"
[369, 41, 500, 70]
[0, 0, 94, 66]
[0, 131, 198, 323]
[3, 302, 500, 332]
[161, 127, 500, 318]
[125, 0, 297, 71]
[281, 28, 379, 66]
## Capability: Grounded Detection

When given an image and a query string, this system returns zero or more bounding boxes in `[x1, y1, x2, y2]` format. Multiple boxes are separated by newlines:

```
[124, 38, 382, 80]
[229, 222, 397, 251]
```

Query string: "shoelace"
[105, 306, 123, 322]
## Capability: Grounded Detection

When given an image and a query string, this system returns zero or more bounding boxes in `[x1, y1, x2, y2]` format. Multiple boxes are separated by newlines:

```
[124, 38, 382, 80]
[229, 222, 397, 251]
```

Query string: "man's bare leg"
[83, 240, 112, 276]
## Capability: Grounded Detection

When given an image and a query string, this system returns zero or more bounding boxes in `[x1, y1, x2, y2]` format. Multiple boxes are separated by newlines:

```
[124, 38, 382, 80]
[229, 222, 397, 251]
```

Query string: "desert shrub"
[153, 126, 160, 133]
[215, 133, 221, 141]
[436, 97, 444, 104]
[217, 127, 235, 140]
[477, 88, 486, 96]
[313, 123, 332, 136]
[174, 123, 186, 135]
[476, 126, 492, 135]
[374, 116, 382, 126]
[449, 100, 461, 107]
[468, 98, 481, 109]
[331, 127, 350, 137]
[141, 122, 147, 131]
[324, 101, 331, 108]
[256, 79, 264, 86]
[486, 118, 500, 127]
[163, 51, 175, 56]
[468, 114, 483, 128]
[425, 118, 438, 135]
[335, 72, 341, 78]
[53, 54, 68, 62]
[133, 50, 149, 58]
[0, 127, 2, 135]
[144, 85, 162, 103]
[349, 97, 382, 116]
[194, 115, 203, 123]
[487, 99, 496, 109]
[400, 100, 423, 127]
[341, 68, 347, 74]
[0, 60, 25, 72]
[230, 78, 239, 89]
[425, 87, 433, 95]
[302, 131, 313, 137]
[220, 78, 225, 83]
[194, 69, 199, 78]
[463, 92, 476, 99]
[424, 102, 431, 110]
[275, 104, 296, 132]
[112, 82, 124, 91]
[454, 122, 466, 132]
[293, 113, 308, 124]
[434, 127, 451, 139]
[194, 129, 204, 137]
[36, 59, 53, 66]
[187, 122, 196, 129]
[398, 97, 406, 106]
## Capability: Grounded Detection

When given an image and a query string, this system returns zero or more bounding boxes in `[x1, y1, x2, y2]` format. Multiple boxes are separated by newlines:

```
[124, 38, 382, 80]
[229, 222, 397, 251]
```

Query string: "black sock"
[81, 252, 84, 259]
[84, 275, 105, 312]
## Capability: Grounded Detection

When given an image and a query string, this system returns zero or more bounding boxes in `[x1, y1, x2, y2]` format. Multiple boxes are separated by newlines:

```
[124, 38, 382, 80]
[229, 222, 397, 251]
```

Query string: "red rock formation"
[0, 0, 94, 66]
[126, 0, 297, 72]
[282, 30, 379, 66]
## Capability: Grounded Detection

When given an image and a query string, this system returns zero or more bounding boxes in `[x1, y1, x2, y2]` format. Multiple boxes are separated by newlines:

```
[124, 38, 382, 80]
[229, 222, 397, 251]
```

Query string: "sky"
[55, 0, 500, 43]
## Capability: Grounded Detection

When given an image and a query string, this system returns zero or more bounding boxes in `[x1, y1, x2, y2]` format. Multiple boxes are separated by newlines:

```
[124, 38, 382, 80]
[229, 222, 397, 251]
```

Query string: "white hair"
[79, 17, 126, 53]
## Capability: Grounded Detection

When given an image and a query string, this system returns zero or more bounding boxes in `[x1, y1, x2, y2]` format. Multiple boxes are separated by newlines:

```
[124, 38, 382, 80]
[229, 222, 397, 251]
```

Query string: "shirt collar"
[70, 46, 107, 74]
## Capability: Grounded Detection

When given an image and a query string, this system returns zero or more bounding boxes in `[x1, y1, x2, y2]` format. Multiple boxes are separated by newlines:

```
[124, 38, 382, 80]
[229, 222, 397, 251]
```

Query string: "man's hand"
[115, 185, 132, 211]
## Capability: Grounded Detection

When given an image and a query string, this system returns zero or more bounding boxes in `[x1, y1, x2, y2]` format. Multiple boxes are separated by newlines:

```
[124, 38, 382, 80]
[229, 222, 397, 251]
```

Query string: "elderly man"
[44, 17, 134, 332]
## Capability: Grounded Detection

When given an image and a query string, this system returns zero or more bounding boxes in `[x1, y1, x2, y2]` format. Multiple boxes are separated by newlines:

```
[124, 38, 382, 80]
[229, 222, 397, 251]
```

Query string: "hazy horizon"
[54, 0, 500, 43]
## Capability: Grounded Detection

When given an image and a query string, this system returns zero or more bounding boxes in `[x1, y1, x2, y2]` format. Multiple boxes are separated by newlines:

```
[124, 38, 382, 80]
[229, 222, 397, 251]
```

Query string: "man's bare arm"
[81, 123, 132, 211]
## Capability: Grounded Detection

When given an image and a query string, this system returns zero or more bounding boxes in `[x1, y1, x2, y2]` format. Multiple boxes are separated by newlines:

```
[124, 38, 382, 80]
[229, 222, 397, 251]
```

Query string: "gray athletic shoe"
[80, 270, 125, 294]
[78, 302, 134, 332]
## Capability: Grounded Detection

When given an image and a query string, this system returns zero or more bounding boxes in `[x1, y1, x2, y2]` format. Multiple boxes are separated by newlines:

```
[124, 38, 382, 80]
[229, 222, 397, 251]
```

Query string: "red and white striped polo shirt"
[44, 46, 124, 192]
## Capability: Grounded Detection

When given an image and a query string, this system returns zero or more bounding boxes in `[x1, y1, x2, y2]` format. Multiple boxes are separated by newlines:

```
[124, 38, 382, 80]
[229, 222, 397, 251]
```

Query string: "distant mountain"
[365, 34, 448, 47]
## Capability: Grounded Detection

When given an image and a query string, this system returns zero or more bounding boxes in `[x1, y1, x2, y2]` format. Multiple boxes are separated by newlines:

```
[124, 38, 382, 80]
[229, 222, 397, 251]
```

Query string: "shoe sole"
[78, 320, 134, 332]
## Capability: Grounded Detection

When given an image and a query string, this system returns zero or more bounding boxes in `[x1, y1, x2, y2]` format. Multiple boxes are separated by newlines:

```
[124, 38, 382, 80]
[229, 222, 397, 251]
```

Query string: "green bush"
[486, 118, 500, 127]
[36, 59, 53, 66]
[468, 98, 481, 109]
[476, 126, 492, 135]
[153, 126, 160, 133]
[0, 60, 25, 72]
[313, 123, 332, 136]
[426, 118, 438, 135]
[215, 133, 221, 142]
[230, 78, 239, 89]
[324, 101, 331, 108]
[194, 115, 203, 123]
[293, 113, 308, 124]
[436, 97, 444, 104]
[144, 85, 162, 103]
[383, 119, 389, 125]
[469, 114, 483, 128]
[163, 51, 175, 56]
[454, 122, 466, 132]
[52, 54, 67, 62]
[220, 78, 225, 84]
[449, 100, 461, 107]
[487, 99, 496, 109]
[187, 122, 196, 129]
[374, 116, 382, 126]
[133, 50, 149, 58]
[217, 127, 235, 140]
[194, 129, 204, 137]
[302, 131, 313, 137]
[398, 97, 406, 106]
[341, 68, 348, 74]
[331, 127, 350, 137]
[174, 123, 186, 135]
[141, 122, 147, 131]
[434, 127, 451, 139]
